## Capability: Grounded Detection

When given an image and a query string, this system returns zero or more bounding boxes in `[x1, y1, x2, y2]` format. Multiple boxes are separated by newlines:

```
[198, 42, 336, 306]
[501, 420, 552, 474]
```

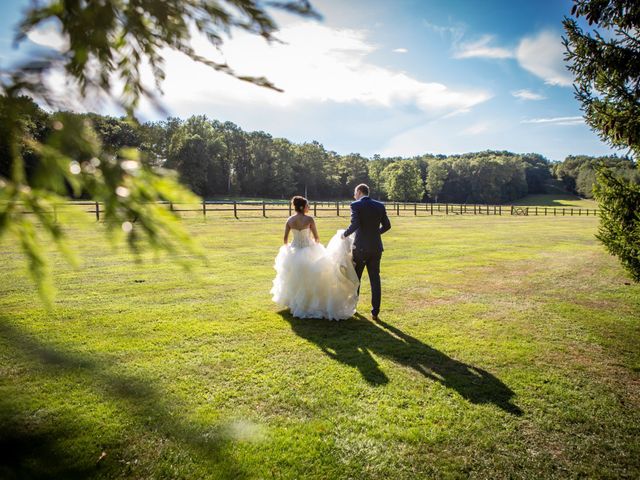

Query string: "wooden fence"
[65, 201, 598, 220]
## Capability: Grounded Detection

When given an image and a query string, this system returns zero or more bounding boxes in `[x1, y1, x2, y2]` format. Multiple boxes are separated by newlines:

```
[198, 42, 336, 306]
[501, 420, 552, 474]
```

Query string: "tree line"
[553, 155, 639, 198]
[1, 97, 637, 205]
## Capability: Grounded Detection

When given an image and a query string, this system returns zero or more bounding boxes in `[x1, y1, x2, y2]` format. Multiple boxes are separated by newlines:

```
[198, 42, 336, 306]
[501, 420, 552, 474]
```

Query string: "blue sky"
[0, 0, 618, 161]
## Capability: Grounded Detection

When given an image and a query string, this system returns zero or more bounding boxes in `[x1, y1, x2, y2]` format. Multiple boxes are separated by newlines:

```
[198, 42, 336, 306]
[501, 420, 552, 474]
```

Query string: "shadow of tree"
[281, 312, 523, 416]
[0, 397, 94, 480]
[0, 319, 247, 479]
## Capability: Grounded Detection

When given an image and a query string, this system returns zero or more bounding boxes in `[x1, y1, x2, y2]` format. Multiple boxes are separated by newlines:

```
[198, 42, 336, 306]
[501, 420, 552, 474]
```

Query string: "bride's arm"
[283, 222, 291, 244]
[310, 219, 320, 242]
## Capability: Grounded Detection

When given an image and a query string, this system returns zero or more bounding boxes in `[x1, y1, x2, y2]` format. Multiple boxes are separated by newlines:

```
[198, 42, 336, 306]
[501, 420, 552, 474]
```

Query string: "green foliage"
[426, 151, 532, 204]
[271, 138, 297, 197]
[425, 161, 449, 202]
[382, 160, 423, 202]
[166, 116, 226, 196]
[467, 156, 527, 204]
[333, 153, 371, 197]
[368, 155, 393, 199]
[522, 153, 553, 194]
[593, 168, 640, 281]
[563, 0, 640, 157]
[564, 0, 640, 280]
[17, 0, 319, 115]
[0, 1, 317, 303]
[0, 103, 202, 305]
[554, 154, 636, 198]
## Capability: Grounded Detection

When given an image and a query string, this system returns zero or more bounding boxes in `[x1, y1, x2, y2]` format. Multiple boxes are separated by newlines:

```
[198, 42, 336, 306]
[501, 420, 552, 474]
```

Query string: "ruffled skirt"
[271, 230, 359, 320]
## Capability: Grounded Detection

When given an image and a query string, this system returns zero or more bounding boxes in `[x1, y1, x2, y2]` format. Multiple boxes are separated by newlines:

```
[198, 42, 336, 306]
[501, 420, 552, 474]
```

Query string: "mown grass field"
[510, 193, 598, 209]
[1, 214, 638, 479]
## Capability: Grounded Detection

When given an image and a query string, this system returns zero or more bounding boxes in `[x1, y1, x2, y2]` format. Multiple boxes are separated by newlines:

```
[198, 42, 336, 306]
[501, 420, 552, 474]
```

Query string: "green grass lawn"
[1, 215, 638, 479]
[509, 194, 598, 208]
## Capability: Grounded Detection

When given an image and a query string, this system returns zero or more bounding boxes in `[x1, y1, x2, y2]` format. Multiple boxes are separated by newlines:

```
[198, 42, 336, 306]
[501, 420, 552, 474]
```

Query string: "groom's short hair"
[355, 183, 369, 196]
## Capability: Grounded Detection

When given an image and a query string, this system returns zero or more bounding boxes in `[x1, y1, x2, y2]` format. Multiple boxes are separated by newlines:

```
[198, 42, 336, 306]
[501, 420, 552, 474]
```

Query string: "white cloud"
[453, 35, 513, 59]
[423, 20, 465, 43]
[26, 21, 69, 52]
[380, 120, 492, 157]
[25, 19, 490, 119]
[450, 29, 573, 88]
[521, 116, 583, 125]
[515, 31, 573, 86]
[511, 89, 546, 101]
[461, 122, 490, 135]
[140, 22, 491, 117]
[379, 114, 611, 160]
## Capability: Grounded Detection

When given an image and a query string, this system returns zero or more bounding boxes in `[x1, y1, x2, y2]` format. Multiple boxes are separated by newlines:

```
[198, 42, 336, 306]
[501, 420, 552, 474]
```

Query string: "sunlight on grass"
[510, 193, 598, 208]
[0, 215, 638, 478]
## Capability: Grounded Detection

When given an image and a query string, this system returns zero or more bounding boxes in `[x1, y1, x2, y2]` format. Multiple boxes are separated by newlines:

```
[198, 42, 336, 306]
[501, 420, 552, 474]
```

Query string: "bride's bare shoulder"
[286, 215, 302, 228]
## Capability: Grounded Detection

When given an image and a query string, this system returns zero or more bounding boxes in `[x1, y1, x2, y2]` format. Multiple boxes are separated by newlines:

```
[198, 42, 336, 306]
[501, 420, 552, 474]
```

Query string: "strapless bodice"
[291, 228, 313, 248]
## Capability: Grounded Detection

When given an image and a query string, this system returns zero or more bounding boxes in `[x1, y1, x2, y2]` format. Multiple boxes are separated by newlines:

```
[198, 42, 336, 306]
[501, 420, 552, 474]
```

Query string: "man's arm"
[379, 205, 391, 235]
[343, 203, 360, 237]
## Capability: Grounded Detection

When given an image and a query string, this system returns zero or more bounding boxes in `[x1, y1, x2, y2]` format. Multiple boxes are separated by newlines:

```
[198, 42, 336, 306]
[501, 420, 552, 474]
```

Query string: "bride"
[271, 196, 359, 320]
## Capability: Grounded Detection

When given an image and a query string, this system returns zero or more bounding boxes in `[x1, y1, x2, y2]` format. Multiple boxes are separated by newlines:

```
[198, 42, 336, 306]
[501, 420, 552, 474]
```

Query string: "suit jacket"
[343, 196, 391, 253]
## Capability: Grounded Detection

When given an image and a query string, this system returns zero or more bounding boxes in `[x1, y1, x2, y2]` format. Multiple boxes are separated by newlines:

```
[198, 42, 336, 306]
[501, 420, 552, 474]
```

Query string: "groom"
[342, 183, 391, 321]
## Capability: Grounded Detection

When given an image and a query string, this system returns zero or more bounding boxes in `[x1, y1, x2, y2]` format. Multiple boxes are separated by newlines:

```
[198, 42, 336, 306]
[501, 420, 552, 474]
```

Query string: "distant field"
[48, 194, 599, 225]
[509, 194, 598, 208]
[1, 215, 638, 479]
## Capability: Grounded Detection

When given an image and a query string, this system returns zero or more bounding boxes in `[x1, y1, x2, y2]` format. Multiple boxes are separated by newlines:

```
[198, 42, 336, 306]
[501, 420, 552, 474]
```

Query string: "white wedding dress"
[271, 228, 359, 320]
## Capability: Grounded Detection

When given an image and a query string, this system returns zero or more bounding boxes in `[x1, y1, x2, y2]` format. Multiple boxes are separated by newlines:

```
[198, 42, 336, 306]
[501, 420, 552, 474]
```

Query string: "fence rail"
[16, 200, 600, 220]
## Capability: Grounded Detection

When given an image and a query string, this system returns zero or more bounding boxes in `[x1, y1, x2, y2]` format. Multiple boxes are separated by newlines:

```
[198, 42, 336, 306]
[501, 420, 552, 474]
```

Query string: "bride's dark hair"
[291, 196, 308, 213]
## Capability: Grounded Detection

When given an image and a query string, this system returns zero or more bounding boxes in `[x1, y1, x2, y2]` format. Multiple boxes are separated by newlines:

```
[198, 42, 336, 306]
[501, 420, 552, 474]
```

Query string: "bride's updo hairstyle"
[291, 196, 308, 213]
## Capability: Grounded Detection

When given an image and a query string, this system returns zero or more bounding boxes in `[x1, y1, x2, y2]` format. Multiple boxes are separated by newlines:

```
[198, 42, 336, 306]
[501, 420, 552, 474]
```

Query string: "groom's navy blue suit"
[343, 196, 391, 316]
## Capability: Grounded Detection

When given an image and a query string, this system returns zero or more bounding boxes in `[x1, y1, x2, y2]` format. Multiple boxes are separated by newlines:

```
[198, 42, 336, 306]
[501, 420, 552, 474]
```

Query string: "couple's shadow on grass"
[280, 311, 523, 416]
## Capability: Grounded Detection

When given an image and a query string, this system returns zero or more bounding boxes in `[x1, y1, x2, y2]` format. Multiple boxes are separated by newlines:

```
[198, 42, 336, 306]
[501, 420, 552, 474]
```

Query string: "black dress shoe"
[371, 313, 379, 321]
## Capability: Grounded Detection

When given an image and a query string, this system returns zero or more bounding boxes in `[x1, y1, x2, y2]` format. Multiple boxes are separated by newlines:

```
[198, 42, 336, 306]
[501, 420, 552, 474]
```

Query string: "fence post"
[571, 208, 573, 216]
[233, 201, 238, 219]
[95, 201, 100, 221]
[262, 200, 266, 218]
[486, 205, 489, 215]
[202, 199, 206, 218]
[314, 202, 317, 217]
[430, 202, 433, 215]
[535, 206, 538, 216]
[336, 201, 340, 217]
[445, 203, 448, 215]
[414, 203, 417, 216]
[562, 208, 565, 216]
[586, 208, 589, 216]
[499, 205, 502, 215]
[545, 207, 547, 216]
[396, 203, 400, 216]
[289, 202, 292, 216]
[169, 202, 173, 212]
[460, 204, 463, 215]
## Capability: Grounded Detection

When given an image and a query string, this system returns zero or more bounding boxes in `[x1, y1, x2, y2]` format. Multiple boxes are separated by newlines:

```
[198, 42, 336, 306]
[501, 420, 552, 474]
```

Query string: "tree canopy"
[0, 0, 318, 303]
[564, 0, 640, 281]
